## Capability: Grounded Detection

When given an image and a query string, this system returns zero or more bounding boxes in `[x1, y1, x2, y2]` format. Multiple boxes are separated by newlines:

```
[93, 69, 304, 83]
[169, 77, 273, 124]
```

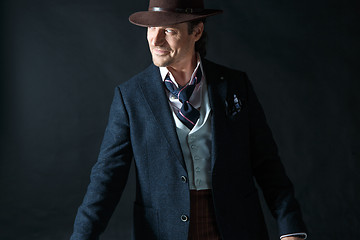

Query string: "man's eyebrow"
[164, 25, 180, 29]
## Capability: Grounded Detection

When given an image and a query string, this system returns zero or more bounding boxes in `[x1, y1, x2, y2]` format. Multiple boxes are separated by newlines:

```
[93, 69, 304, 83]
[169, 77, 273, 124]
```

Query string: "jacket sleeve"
[245, 74, 307, 237]
[70, 86, 133, 240]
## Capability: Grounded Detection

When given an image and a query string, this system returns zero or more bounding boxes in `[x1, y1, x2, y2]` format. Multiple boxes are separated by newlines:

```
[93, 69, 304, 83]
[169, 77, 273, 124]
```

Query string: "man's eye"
[165, 29, 175, 33]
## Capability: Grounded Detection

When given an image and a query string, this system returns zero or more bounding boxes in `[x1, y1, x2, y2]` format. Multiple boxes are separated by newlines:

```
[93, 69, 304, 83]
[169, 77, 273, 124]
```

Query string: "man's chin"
[153, 62, 168, 67]
[152, 56, 172, 67]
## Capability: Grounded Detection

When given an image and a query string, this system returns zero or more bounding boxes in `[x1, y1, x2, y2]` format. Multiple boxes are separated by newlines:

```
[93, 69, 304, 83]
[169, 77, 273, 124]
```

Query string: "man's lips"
[153, 48, 170, 55]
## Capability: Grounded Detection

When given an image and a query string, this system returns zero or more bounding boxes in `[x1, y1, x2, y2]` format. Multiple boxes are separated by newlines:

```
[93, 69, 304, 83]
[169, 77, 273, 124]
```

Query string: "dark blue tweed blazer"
[70, 59, 306, 240]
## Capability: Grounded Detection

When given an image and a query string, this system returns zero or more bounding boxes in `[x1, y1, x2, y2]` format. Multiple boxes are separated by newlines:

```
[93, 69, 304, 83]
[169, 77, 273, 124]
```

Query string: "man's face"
[147, 22, 203, 68]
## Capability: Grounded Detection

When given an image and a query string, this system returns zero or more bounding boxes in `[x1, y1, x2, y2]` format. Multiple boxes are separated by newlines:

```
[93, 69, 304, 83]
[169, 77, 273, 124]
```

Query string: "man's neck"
[167, 53, 198, 86]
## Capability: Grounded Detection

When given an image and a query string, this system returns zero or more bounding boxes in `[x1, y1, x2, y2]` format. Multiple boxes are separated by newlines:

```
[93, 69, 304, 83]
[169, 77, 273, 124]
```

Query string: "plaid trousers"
[188, 190, 222, 240]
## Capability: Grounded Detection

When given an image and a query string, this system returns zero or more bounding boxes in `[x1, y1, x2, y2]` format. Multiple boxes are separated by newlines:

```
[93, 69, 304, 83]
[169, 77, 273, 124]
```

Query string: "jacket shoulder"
[202, 58, 249, 90]
[117, 64, 159, 91]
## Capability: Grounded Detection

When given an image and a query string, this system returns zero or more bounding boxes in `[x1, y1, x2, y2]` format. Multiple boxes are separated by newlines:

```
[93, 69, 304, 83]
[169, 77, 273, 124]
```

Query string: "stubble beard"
[149, 45, 175, 67]
[151, 53, 174, 67]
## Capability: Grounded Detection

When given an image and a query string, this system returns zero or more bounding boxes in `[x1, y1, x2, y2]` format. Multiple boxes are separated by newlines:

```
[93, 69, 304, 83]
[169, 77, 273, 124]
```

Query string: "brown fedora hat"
[129, 0, 222, 27]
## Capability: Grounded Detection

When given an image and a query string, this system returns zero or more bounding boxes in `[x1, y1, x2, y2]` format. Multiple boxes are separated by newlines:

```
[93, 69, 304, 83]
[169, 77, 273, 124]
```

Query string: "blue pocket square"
[225, 94, 243, 118]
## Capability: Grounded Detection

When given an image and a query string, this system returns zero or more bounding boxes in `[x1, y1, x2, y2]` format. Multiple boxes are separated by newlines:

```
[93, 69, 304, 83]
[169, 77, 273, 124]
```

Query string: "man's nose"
[152, 29, 165, 46]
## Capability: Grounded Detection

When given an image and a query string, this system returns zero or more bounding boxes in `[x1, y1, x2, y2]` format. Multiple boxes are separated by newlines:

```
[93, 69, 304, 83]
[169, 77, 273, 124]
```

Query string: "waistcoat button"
[191, 145, 197, 150]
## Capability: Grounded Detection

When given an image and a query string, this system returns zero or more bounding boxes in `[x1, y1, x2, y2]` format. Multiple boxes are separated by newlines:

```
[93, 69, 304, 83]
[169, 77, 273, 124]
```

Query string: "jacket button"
[181, 176, 187, 183]
[181, 215, 189, 222]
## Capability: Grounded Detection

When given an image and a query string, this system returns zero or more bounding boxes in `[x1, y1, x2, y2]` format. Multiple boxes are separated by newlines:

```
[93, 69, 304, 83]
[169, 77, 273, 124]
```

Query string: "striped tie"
[164, 68, 202, 129]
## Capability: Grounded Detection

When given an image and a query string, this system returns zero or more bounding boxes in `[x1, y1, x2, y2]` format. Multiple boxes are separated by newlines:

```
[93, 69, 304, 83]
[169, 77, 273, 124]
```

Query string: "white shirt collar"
[159, 54, 203, 87]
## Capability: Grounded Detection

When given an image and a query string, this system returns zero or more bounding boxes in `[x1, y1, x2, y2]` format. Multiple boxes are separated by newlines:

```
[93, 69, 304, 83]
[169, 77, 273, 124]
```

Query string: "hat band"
[149, 7, 204, 14]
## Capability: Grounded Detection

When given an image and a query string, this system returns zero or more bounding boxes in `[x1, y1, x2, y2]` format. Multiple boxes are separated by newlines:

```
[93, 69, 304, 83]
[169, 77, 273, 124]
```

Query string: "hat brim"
[129, 9, 222, 27]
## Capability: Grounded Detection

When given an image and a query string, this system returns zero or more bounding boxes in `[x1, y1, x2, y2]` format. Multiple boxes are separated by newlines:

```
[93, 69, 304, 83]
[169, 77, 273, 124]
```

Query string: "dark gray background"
[1, 0, 359, 239]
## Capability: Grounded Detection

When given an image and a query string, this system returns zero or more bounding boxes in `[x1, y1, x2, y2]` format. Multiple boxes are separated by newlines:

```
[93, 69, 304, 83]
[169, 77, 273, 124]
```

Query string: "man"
[70, 0, 307, 239]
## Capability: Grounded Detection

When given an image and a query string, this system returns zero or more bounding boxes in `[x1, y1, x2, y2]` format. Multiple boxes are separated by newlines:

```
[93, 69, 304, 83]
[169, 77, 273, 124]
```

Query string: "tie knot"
[163, 67, 203, 129]
[164, 67, 202, 102]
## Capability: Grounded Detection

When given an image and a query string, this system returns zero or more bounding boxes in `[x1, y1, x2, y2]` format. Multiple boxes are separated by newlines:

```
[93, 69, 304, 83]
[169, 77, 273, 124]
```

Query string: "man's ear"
[193, 22, 204, 42]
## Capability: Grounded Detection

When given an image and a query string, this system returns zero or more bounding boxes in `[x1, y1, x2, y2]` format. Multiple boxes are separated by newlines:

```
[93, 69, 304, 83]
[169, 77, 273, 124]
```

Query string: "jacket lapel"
[138, 64, 186, 169]
[202, 59, 228, 171]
